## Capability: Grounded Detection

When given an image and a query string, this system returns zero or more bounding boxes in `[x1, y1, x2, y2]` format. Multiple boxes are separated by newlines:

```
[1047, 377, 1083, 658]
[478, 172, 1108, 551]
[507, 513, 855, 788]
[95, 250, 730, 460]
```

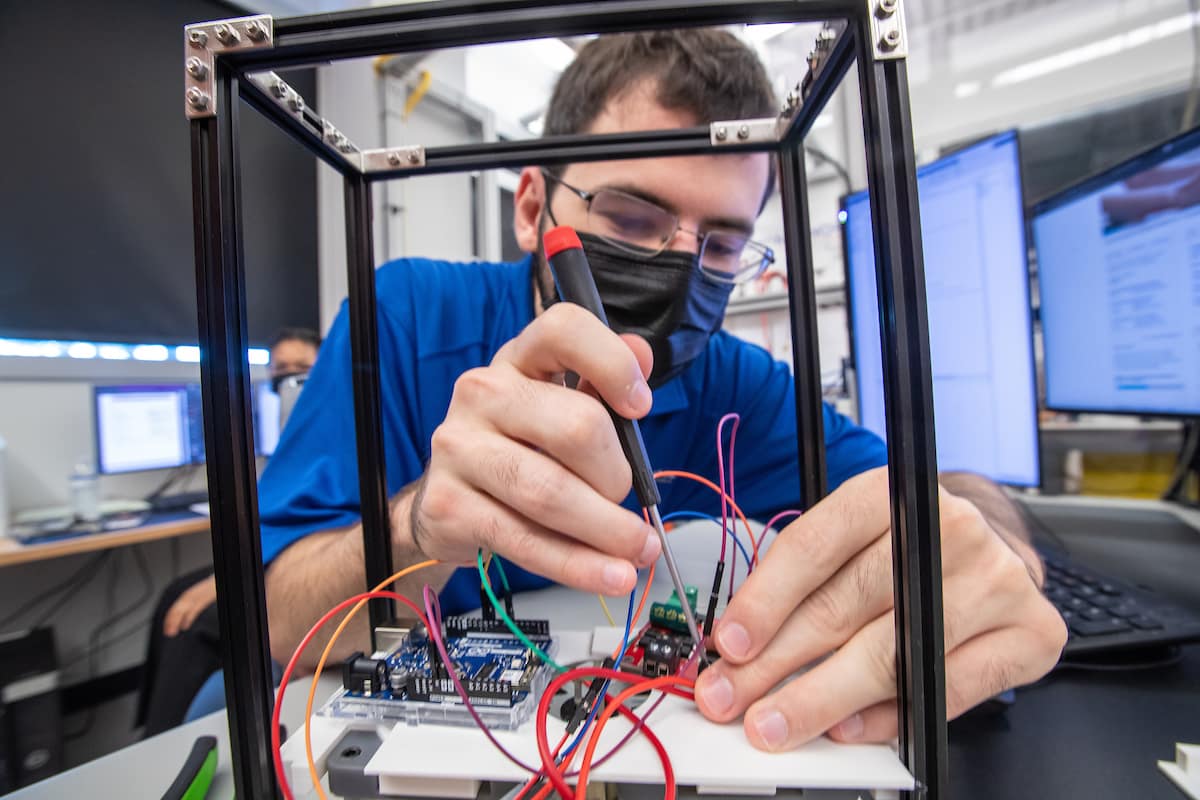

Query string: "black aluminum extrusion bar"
[857, 46, 949, 799]
[189, 65, 280, 800]
[343, 175, 397, 642]
[778, 147, 828, 507]
[240, 78, 359, 177]
[222, 0, 862, 72]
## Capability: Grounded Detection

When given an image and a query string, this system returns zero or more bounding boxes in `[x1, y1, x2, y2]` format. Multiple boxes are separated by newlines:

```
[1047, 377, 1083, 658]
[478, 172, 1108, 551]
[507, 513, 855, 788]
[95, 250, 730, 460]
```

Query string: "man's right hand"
[403, 303, 662, 595]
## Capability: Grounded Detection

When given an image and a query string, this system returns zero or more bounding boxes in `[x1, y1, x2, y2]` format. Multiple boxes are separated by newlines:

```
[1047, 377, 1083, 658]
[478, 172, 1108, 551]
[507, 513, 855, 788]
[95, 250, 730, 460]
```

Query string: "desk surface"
[8, 500, 1200, 799]
[0, 512, 209, 568]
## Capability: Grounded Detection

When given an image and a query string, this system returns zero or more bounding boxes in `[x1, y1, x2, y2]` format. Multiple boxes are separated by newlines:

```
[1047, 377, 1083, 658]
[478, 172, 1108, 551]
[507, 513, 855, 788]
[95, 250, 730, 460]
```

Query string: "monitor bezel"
[840, 129, 1044, 487]
[1032, 124, 1200, 418]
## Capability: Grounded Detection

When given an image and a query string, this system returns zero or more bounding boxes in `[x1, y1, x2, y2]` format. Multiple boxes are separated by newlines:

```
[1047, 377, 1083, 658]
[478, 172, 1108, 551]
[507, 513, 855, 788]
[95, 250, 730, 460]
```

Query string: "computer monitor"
[93, 384, 205, 474]
[843, 130, 1040, 486]
[1031, 127, 1200, 417]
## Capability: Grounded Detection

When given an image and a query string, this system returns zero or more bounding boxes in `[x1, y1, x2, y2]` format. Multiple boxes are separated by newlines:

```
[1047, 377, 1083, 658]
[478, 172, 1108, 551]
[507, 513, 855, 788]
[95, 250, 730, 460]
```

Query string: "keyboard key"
[1064, 597, 1088, 610]
[1070, 617, 1131, 637]
[1073, 585, 1098, 599]
[1129, 615, 1164, 630]
[1098, 583, 1121, 595]
[1090, 594, 1121, 608]
[1079, 606, 1110, 621]
[1060, 576, 1079, 588]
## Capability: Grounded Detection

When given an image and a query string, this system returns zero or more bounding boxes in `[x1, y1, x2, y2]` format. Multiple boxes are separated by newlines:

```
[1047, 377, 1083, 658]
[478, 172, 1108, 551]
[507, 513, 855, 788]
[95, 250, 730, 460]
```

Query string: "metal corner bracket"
[868, 0, 908, 60]
[184, 14, 275, 119]
[362, 146, 427, 173]
[710, 117, 784, 146]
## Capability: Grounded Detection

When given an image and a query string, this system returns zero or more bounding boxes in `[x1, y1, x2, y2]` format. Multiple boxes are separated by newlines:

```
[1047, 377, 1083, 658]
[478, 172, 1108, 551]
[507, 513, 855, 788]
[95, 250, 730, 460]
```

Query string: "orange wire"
[576, 673, 696, 797]
[304, 559, 441, 800]
[654, 469, 761, 567]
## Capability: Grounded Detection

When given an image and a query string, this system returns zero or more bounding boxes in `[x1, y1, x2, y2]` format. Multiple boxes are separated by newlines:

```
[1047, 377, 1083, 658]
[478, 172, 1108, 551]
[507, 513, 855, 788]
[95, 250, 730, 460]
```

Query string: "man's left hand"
[693, 467, 1067, 750]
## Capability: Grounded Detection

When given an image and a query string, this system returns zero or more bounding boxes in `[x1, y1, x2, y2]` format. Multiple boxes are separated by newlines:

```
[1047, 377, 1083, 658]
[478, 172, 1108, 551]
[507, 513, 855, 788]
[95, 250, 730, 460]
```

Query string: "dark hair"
[269, 327, 321, 350]
[543, 28, 777, 200]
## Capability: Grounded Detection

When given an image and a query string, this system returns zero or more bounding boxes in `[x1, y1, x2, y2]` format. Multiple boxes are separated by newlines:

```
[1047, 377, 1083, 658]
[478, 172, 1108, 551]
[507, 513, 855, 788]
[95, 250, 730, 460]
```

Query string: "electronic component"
[649, 586, 699, 635]
[320, 616, 557, 730]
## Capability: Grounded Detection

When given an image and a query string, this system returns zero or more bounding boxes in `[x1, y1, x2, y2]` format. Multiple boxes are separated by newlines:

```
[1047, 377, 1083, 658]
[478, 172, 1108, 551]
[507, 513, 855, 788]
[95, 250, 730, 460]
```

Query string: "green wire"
[476, 549, 564, 672]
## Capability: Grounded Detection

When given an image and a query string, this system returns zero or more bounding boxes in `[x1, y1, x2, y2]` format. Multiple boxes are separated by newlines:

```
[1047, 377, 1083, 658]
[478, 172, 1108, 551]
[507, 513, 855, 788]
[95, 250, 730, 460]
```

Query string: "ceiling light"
[992, 11, 1199, 88]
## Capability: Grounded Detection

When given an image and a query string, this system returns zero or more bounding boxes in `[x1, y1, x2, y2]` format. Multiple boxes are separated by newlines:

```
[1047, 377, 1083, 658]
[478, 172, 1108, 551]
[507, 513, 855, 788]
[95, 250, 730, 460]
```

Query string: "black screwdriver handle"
[543, 225, 661, 509]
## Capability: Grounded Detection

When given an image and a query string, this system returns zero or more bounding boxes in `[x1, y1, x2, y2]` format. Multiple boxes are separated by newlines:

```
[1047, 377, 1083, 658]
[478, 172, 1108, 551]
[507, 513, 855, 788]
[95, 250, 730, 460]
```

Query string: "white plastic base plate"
[282, 629, 915, 797]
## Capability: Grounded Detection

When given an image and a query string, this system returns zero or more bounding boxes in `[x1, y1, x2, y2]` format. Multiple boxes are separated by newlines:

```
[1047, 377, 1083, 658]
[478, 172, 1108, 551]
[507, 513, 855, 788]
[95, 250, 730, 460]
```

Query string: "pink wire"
[762, 509, 804, 537]
[422, 585, 540, 774]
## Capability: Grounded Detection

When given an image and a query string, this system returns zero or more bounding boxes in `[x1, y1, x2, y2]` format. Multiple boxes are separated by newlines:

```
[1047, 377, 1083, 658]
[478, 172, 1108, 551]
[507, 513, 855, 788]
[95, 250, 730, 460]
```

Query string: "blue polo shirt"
[257, 255, 887, 614]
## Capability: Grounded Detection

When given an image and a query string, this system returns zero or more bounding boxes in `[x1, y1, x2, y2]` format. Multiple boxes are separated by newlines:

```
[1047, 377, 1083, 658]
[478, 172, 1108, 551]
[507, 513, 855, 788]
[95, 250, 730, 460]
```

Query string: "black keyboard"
[1041, 549, 1200, 658]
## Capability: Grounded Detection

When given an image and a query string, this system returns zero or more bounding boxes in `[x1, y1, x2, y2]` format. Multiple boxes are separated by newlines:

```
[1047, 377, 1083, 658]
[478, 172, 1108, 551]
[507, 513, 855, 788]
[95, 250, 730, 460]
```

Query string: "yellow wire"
[596, 593, 617, 626]
[403, 69, 432, 120]
[304, 559, 441, 800]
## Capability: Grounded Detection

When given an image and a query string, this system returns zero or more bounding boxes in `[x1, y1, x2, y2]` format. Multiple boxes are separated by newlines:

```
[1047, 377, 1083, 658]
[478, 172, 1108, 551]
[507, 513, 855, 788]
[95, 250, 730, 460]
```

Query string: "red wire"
[272, 590, 429, 800]
[536, 666, 694, 799]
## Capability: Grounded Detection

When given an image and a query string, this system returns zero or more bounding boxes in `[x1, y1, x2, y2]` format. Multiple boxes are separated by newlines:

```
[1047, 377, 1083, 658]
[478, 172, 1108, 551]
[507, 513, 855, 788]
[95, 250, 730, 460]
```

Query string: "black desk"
[950, 644, 1199, 799]
[949, 496, 1200, 799]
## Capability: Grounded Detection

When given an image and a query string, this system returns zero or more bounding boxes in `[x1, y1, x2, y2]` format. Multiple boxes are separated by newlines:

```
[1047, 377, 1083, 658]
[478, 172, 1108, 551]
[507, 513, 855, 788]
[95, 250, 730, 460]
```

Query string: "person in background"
[136, 327, 320, 736]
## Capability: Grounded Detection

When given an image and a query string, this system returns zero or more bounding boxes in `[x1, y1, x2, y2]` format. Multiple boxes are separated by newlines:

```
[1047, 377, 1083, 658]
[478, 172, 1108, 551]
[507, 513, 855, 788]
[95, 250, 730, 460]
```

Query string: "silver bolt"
[244, 19, 267, 41]
[186, 57, 208, 80]
[338, 141, 356, 154]
[877, 0, 898, 17]
[407, 150, 421, 164]
[387, 152, 402, 166]
[881, 28, 902, 50]
[715, 126, 728, 141]
[188, 29, 208, 48]
[287, 94, 304, 113]
[271, 79, 289, 98]
[186, 87, 210, 109]
[737, 124, 750, 140]
[214, 24, 238, 44]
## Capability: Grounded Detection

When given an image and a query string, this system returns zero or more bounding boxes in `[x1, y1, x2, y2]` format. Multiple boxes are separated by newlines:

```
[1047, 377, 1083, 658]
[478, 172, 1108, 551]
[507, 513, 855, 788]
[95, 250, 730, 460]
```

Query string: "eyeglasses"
[541, 170, 774, 285]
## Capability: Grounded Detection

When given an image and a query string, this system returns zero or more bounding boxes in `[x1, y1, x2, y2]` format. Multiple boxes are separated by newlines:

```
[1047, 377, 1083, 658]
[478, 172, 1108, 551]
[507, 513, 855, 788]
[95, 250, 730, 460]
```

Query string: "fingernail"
[716, 622, 751, 659]
[638, 531, 661, 565]
[628, 380, 652, 412]
[752, 709, 789, 750]
[698, 674, 734, 715]
[835, 713, 864, 741]
[602, 562, 632, 593]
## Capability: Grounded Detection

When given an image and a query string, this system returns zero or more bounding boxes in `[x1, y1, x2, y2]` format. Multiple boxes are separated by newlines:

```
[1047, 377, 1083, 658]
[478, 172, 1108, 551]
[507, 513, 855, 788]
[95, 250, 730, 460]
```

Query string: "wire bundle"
[270, 418, 805, 799]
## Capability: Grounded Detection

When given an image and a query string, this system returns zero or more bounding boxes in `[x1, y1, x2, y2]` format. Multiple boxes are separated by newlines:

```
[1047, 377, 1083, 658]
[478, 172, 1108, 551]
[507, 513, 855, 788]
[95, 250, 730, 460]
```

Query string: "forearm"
[264, 487, 456, 671]
[939, 471, 1042, 585]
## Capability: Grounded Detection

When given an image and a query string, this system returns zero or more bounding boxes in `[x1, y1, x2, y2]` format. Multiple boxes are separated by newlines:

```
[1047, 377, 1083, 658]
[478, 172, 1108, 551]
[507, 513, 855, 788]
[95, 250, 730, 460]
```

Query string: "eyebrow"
[596, 180, 757, 236]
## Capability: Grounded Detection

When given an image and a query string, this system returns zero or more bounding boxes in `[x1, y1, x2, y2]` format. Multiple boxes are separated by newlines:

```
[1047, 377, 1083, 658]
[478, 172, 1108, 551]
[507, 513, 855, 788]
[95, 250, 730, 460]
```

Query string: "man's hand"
[163, 575, 218, 637]
[693, 467, 1066, 750]
[402, 303, 662, 595]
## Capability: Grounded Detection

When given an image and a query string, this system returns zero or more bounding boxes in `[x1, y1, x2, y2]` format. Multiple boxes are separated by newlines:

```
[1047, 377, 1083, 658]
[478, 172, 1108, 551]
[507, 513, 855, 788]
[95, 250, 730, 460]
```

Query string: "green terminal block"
[649, 585, 700, 635]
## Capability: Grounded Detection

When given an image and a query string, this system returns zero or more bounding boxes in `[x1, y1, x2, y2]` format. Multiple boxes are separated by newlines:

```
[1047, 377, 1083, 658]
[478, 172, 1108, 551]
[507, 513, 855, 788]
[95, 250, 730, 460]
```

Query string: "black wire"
[0, 551, 111, 632]
[805, 145, 853, 193]
[1162, 422, 1199, 501]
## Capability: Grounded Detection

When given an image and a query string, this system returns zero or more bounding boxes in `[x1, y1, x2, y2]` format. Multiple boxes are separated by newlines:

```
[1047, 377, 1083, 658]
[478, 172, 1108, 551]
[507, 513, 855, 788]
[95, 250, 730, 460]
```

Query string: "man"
[160, 327, 321, 639]
[260, 30, 1065, 751]
[138, 327, 321, 736]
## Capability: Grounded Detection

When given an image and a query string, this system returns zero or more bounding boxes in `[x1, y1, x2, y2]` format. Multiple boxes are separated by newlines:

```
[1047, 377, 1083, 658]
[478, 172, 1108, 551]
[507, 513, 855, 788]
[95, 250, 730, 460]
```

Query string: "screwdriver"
[542, 225, 704, 651]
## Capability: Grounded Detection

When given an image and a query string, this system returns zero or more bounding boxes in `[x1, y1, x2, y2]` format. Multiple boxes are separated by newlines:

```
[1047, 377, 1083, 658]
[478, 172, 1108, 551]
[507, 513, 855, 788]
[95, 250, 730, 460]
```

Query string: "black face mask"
[537, 231, 734, 388]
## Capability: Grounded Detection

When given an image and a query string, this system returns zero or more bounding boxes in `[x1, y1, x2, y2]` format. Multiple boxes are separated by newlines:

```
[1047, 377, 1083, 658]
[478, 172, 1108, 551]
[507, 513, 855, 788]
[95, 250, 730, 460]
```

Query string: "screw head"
[287, 94, 305, 113]
[715, 126, 728, 141]
[214, 23, 238, 44]
[387, 152, 403, 166]
[737, 124, 751, 140]
[186, 57, 208, 79]
[188, 29, 208, 48]
[186, 87, 210, 109]
[877, 0, 899, 17]
[407, 150, 421, 164]
[271, 79, 289, 98]
[881, 28, 902, 50]
[244, 19, 267, 41]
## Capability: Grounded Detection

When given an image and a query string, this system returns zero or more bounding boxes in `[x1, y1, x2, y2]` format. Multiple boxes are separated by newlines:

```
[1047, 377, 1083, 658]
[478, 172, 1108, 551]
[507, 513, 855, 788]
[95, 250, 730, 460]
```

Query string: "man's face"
[514, 81, 772, 270]
[270, 338, 318, 379]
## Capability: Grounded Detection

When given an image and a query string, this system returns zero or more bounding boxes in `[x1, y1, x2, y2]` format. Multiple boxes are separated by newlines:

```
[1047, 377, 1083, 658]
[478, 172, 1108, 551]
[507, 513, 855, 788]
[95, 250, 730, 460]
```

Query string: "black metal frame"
[187, 2, 945, 798]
